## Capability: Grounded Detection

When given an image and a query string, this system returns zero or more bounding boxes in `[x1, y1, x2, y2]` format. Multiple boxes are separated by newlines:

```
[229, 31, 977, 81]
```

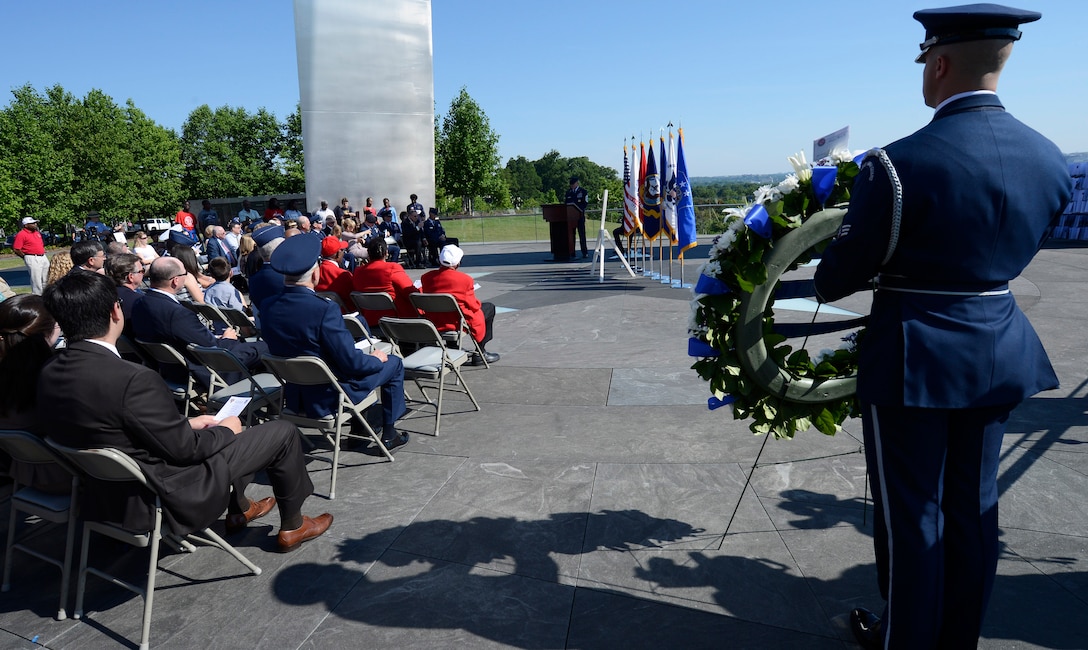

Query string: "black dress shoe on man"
[470, 350, 500, 366]
[382, 432, 409, 451]
[850, 607, 884, 649]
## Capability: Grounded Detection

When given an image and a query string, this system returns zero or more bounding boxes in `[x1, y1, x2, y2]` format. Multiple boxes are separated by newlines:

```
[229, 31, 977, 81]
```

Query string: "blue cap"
[251, 224, 285, 247]
[914, 4, 1041, 62]
[270, 231, 321, 275]
[168, 229, 195, 248]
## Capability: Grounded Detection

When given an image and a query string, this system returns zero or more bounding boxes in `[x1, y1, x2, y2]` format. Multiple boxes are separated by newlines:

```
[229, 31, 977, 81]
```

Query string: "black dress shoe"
[381, 432, 409, 451]
[850, 607, 884, 650]
[470, 350, 500, 366]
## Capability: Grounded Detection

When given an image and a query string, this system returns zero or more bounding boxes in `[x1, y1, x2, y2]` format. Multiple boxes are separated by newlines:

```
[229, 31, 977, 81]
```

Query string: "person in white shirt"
[237, 200, 261, 228]
[132, 231, 159, 265]
[224, 221, 243, 259]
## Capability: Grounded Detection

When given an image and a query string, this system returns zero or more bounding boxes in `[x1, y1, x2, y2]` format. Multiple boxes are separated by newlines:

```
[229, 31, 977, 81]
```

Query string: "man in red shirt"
[175, 200, 197, 243]
[13, 217, 48, 295]
[420, 245, 499, 365]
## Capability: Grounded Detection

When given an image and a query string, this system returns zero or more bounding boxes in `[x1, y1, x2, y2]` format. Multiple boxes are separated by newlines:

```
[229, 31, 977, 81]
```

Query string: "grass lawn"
[441, 214, 622, 244]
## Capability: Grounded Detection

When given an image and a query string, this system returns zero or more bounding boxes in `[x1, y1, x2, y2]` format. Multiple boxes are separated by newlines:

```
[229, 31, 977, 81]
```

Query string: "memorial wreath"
[688, 150, 865, 439]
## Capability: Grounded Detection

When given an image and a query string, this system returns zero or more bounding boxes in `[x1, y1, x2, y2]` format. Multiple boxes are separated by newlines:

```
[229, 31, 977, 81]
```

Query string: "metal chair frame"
[409, 292, 491, 369]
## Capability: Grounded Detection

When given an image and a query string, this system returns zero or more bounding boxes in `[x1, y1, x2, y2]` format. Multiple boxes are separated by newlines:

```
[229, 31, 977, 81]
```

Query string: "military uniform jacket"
[814, 94, 1070, 408]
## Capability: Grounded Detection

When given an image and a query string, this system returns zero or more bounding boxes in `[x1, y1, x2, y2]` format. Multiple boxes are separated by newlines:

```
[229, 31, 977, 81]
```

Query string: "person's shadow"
[273, 509, 706, 648]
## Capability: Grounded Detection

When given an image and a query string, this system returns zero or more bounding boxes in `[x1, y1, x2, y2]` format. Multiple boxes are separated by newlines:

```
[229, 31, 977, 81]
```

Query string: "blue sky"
[2, 1, 1085, 176]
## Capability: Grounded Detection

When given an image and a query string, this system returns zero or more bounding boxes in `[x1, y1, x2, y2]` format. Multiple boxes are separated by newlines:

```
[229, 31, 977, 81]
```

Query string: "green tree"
[180, 105, 284, 199]
[123, 100, 183, 220]
[503, 155, 542, 208]
[0, 85, 77, 235]
[280, 103, 305, 194]
[436, 87, 501, 215]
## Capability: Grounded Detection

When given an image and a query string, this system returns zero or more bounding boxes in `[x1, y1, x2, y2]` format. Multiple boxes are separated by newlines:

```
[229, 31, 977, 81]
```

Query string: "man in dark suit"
[131, 256, 267, 388]
[813, 5, 1071, 648]
[260, 234, 409, 451]
[204, 226, 235, 266]
[104, 252, 145, 338]
[39, 271, 331, 550]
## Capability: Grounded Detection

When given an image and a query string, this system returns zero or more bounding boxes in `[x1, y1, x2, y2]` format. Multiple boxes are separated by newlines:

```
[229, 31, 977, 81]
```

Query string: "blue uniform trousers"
[863, 402, 1011, 649]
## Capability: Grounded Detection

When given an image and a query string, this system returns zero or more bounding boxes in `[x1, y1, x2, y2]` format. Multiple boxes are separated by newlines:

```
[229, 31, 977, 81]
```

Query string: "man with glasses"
[131, 256, 268, 389]
[69, 240, 106, 275]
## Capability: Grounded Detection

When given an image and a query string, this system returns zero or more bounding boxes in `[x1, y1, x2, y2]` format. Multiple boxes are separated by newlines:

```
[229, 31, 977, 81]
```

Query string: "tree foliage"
[180, 104, 287, 200]
[436, 87, 501, 215]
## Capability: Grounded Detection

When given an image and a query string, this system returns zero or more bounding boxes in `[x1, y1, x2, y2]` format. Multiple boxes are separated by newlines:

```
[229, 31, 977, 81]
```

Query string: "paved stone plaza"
[1, 239, 1085, 648]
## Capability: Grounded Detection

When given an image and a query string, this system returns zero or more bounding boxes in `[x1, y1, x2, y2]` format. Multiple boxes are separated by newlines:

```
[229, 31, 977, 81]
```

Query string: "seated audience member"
[422, 209, 457, 267]
[70, 240, 106, 275]
[205, 226, 235, 266]
[0, 295, 69, 494]
[421, 245, 500, 366]
[39, 271, 331, 549]
[105, 253, 146, 332]
[261, 235, 409, 451]
[45, 251, 73, 287]
[131, 257, 268, 389]
[169, 245, 208, 304]
[316, 237, 354, 313]
[361, 213, 400, 262]
[246, 224, 287, 316]
[401, 210, 425, 269]
[224, 221, 243, 259]
[379, 210, 403, 258]
[204, 257, 248, 313]
[105, 240, 129, 257]
[237, 233, 259, 278]
[352, 238, 419, 328]
[132, 231, 160, 265]
[334, 197, 357, 224]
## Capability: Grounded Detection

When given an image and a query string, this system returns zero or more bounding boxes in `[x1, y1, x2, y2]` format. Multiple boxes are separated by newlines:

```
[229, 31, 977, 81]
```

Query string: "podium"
[542, 204, 582, 261]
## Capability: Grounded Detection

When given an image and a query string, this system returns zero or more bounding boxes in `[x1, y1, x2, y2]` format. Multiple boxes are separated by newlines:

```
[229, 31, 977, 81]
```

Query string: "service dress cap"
[251, 224, 285, 247]
[914, 3, 1041, 62]
[270, 232, 321, 275]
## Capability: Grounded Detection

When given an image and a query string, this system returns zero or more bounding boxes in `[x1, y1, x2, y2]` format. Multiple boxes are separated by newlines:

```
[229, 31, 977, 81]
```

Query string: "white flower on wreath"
[752, 184, 782, 205]
[829, 148, 860, 165]
[787, 151, 812, 182]
[688, 297, 709, 335]
[776, 173, 800, 196]
[699, 258, 722, 278]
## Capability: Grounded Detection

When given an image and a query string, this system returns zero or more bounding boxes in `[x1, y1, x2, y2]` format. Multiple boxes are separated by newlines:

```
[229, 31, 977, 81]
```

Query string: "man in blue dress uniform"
[260, 234, 409, 450]
[814, 5, 1071, 648]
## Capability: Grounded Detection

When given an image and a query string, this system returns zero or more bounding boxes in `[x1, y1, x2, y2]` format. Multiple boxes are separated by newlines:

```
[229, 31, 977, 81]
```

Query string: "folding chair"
[0, 430, 80, 621]
[349, 291, 397, 335]
[409, 292, 490, 368]
[46, 442, 260, 650]
[343, 315, 394, 355]
[261, 355, 392, 499]
[216, 305, 261, 341]
[316, 291, 348, 313]
[134, 340, 200, 415]
[116, 334, 152, 366]
[186, 345, 281, 426]
[378, 317, 480, 437]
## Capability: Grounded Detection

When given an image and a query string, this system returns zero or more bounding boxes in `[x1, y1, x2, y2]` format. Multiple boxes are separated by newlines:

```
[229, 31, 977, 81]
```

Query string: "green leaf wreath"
[689, 151, 864, 439]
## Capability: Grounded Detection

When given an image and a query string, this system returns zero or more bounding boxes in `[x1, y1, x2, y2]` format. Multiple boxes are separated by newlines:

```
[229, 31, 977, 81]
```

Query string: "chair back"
[378, 316, 445, 349]
[0, 430, 77, 474]
[261, 354, 341, 388]
[343, 314, 371, 340]
[136, 339, 189, 369]
[217, 306, 259, 335]
[409, 292, 463, 319]
[47, 441, 150, 489]
[186, 343, 246, 377]
[316, 291, 347, 311]
[350, 291, 395, 314]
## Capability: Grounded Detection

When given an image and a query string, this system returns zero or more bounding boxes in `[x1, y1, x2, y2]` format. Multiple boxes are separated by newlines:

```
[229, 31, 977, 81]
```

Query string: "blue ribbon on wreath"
[687, 337, 720, 358]
[708, 395, 735, 410]
[694, 273, 730, 295]
[744, 204, 772, 239]
[811, 165, 838, 206]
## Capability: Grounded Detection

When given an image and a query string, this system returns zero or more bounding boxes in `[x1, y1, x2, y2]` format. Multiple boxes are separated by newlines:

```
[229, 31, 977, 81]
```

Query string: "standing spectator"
[237, 199, 260, 229]
[362, 197, 377, 219]
[421, 245, 499, 365]
[814, 6, 1070, 648]
[334, 197, 357, 224]
[312, 200, 336, 226]
[12, 217, 48, 295]
[377, 197, 397, 223]
[70, 240, 106, 275]
[284, 199, 303, 221]
[175, 200, 198, 242]
[263, 197, 284, 223]
[198, 200, 220, 233]
[406, 194, 425, 221]
[565, 176, 589, 259]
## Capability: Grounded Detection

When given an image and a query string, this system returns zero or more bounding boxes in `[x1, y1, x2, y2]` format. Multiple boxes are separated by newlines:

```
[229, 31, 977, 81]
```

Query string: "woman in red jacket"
[352, 239, 419, 327]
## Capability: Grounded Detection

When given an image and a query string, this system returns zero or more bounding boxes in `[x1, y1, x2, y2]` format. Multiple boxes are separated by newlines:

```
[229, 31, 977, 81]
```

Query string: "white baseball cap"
[439, 244, 464, 267]
[21, 217, 37, 226]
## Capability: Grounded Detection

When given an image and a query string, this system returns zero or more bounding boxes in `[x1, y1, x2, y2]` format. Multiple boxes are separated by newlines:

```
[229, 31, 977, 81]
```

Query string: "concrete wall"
[293, 0, 434, 216]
